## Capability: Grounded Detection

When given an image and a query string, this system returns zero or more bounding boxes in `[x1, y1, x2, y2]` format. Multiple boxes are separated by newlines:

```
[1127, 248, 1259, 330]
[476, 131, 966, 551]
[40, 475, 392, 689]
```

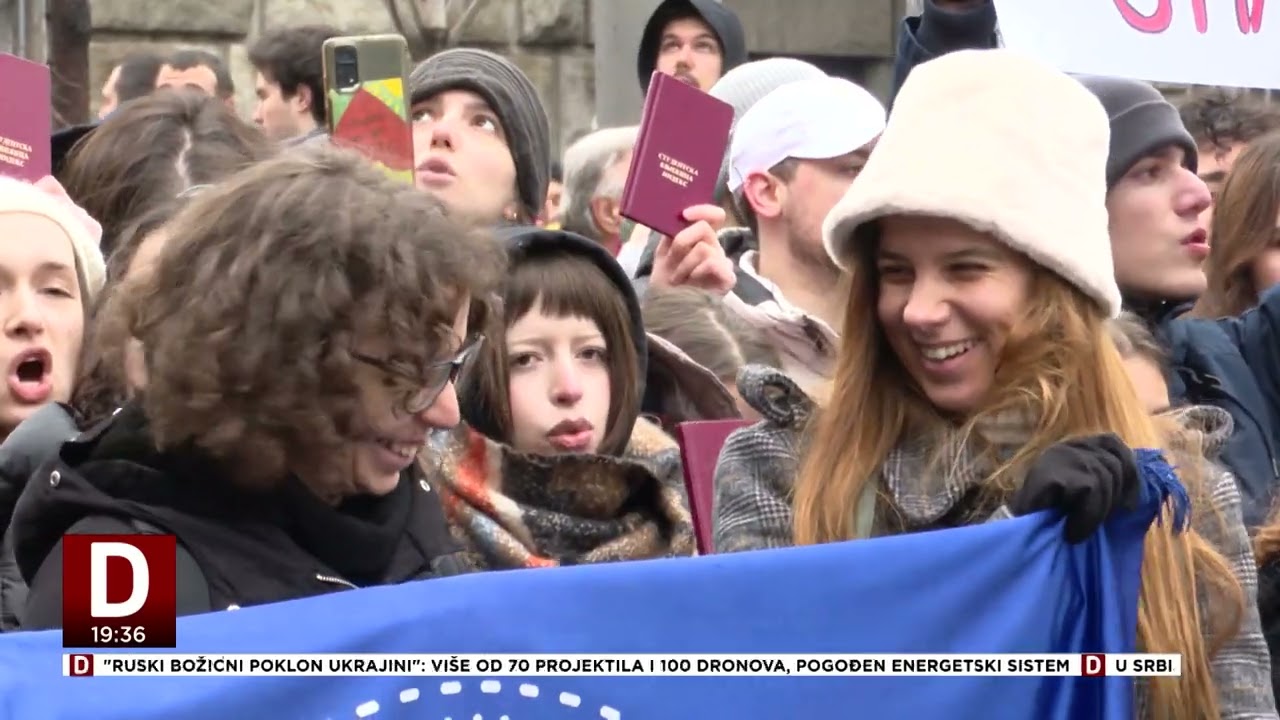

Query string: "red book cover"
[675, 419, 751, 555]
[620, 71, 733, 239]
[0, 53, 51, 182]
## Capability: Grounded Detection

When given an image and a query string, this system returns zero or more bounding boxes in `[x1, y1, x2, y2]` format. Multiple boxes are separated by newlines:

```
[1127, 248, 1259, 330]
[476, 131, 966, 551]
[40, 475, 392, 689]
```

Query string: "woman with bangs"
[12, 146, 506, 624]
[424, 227, 738, 570]
[713, 49, 1273, 719]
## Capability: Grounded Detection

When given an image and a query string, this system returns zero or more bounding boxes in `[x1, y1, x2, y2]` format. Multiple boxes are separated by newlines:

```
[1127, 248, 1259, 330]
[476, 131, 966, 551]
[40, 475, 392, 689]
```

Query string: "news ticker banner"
[11, 479, 1183, 718]
[64, 653, 1183, 678]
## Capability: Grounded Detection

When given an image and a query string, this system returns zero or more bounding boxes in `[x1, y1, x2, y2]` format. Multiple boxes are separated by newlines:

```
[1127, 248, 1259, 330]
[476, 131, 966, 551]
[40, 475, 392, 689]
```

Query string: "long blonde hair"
[794, 244, 1243, 719]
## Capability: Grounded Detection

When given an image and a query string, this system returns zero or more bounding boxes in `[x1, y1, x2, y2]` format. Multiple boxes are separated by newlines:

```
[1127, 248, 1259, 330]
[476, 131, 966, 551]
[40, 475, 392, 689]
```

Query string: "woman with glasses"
[422, 227, 735, 569]
[12, 146, 506, 625]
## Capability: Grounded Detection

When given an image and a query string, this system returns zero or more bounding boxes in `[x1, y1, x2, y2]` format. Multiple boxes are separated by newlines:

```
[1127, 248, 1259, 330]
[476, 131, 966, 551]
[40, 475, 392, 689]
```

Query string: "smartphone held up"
[322, 35, 415, 185]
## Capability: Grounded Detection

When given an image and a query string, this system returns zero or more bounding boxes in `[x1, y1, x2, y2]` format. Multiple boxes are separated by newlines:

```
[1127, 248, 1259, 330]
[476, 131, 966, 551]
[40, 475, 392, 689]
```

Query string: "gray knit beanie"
[1076, 75, 1197, 190]
[409, 48, 551, 222]
[708, 58, 827, 202]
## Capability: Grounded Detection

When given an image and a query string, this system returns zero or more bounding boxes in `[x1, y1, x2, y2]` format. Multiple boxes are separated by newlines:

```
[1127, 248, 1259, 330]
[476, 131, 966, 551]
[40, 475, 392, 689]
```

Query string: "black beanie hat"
[409, 48, 551, 222]
[1077, 76, 1198, 190]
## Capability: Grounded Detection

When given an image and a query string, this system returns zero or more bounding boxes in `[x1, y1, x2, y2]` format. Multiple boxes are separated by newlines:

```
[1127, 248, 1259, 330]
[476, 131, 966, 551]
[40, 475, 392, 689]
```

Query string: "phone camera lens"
[334, 47, 359, 89]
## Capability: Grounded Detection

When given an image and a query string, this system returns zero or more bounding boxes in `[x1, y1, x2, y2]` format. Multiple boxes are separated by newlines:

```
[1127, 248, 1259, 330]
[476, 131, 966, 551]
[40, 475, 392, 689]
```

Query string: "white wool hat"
[822, 49, 1122, 318]
[728, 76, 886, 195]
[0, 176, 107, 304]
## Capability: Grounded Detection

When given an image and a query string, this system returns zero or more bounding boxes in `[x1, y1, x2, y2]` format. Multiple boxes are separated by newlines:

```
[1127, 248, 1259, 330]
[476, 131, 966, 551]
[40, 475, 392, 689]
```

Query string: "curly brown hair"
[61, 89, 273, 256]
[115, 145, 507, 490]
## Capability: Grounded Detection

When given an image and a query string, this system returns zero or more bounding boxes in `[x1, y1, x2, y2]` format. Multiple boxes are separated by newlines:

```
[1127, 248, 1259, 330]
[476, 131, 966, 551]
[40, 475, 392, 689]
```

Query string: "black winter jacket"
[10, 403, 467, 629]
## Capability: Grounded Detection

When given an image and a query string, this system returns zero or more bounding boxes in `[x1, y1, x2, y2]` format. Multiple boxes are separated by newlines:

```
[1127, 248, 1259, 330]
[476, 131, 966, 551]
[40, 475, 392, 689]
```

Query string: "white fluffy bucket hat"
[821, 49, 1121, 318]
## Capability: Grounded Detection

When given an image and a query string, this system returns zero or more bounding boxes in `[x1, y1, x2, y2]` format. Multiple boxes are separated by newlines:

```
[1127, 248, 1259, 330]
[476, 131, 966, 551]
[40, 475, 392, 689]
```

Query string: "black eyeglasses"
[352, 335, 484, 414]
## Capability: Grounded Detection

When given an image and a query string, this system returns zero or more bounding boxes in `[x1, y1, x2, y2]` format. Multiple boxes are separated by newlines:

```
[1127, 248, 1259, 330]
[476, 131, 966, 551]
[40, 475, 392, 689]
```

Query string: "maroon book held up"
[619, 71, 733, 239]
[0, 53, 51, 182]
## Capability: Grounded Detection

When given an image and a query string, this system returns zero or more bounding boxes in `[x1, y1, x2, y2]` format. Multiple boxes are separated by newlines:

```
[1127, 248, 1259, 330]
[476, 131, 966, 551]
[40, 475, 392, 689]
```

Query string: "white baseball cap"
[727, 76, 887, 195]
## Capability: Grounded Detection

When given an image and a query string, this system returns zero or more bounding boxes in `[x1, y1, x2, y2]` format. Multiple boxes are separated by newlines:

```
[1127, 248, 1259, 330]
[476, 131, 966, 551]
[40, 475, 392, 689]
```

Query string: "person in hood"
[426, 227, 737, 569]
[714, 48, 1272, 718]
[12, 147, 502, 627]
[637, 0, 747, 93]
[408, 48, 551, 226]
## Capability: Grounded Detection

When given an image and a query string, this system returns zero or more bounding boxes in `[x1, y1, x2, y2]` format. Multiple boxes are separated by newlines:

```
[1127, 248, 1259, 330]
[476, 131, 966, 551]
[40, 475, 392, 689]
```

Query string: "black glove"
[1009, 433, 1142, 544]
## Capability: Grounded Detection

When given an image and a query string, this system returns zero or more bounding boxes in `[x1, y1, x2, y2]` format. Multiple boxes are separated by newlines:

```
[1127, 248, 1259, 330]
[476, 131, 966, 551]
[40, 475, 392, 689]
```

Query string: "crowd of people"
[2, 0, 1280, 716]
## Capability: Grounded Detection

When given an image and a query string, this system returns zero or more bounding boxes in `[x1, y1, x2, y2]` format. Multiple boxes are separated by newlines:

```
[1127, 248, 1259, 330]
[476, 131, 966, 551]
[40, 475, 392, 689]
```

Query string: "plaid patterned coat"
[713, 364, 1276, 719]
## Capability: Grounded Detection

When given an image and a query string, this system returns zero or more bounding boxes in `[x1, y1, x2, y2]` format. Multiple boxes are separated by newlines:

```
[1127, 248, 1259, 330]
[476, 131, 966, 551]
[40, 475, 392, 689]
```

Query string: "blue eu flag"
[0, 472, 1172, 719]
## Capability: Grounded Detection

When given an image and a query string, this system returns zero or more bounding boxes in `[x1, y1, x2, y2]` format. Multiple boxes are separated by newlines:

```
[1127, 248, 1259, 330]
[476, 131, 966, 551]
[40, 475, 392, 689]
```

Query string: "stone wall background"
[86, 0, 598, 156]
[17, 0, 1270, 157]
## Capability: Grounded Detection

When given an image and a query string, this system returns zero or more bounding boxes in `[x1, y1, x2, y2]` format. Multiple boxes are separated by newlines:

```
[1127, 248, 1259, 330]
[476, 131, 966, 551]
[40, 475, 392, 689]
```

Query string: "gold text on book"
[657, 152, 699, 189]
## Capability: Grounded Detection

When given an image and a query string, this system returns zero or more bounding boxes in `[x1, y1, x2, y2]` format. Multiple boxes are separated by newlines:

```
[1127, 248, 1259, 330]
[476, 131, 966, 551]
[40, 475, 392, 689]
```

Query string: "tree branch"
[446, 0, 482, 44]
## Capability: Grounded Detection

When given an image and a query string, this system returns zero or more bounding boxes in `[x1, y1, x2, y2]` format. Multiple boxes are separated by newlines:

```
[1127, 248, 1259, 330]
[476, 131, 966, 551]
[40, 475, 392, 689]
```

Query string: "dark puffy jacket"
[1156, 292, 1280, 527]
[890, 0, 999, 106]
[11, 403, 469, 629]
[0, 403, 80, 631]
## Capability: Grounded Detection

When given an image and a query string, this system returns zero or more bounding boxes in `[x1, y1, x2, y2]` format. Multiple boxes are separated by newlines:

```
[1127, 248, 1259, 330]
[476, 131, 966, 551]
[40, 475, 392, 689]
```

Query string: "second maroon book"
[619, 71, 733, 239]
[0, 53, 51, 182]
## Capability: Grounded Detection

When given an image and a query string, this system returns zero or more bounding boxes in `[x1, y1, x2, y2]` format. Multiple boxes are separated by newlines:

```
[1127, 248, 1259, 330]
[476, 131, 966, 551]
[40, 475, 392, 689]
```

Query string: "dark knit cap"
[409, 48, 551, 222]
[1077, 75, 1197, 190]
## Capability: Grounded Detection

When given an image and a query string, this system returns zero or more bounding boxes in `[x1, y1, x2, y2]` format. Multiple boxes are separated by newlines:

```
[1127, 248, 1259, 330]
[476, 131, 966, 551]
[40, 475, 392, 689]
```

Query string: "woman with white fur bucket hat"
[712, 48, 1274, 719]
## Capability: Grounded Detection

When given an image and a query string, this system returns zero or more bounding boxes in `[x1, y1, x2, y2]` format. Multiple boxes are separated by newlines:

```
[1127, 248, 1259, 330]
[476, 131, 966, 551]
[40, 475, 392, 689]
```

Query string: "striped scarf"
[421, 419, 695, 570]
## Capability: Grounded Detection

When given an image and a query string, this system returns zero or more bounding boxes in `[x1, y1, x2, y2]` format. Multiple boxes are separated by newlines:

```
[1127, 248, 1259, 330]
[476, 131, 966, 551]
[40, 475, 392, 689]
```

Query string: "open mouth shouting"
[7, 347, 52, 405]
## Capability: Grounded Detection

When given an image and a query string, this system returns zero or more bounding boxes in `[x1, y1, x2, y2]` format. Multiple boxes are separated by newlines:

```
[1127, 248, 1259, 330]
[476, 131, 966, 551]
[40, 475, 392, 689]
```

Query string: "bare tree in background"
[383, 0, 482, 60]
[47, 0, 90, 127]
